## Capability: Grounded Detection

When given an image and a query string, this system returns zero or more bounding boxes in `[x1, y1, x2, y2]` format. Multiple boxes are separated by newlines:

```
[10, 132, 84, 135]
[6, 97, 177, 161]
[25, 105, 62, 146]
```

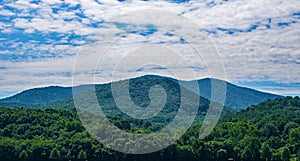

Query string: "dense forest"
[0, 97, 299, 161]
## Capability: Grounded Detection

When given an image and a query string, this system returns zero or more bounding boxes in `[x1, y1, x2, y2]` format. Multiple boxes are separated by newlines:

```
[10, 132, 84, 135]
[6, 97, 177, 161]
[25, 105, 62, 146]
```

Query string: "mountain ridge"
[0, 75, 283, 109]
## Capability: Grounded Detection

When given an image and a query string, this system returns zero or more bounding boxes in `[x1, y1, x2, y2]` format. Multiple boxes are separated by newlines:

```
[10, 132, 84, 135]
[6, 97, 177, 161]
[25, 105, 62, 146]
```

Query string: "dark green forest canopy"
[0, 97, 299, 161]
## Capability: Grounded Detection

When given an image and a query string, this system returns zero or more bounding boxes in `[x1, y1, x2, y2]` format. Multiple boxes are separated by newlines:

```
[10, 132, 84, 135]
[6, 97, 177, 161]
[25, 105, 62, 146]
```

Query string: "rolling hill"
[0, 75, 282, 109]
[0, 86, 72, 108]
[196, 78, 283, 109]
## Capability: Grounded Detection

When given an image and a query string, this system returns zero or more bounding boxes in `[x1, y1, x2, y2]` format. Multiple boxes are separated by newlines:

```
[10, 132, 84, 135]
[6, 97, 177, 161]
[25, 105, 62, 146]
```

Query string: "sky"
[0, 0, 299, 98]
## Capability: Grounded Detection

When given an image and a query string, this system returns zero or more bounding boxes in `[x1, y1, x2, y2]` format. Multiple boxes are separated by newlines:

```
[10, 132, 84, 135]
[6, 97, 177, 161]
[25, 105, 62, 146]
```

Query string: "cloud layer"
[0, 0, 299, 97]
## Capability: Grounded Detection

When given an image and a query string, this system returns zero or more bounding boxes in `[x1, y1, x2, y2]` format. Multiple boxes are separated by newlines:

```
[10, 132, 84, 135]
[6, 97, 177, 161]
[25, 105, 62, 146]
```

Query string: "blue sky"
[0, 0, 299, 98]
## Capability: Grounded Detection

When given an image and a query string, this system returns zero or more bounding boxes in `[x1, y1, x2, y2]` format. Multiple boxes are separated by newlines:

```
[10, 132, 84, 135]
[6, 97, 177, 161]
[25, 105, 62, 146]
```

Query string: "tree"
[78, 150, 87, 160]
[19, 150, 29, 160]
[289, 127, 300, 144]
[241, 147, 254, 161]
[217, 149, 228, 161]
[284, 122, 299, 134]
[280, 147, 290, 161]
[261, 142, 272, 161]
[50, 148, 61, 160]
[237, 135, 261, 161]
[262, 123, 278, 137]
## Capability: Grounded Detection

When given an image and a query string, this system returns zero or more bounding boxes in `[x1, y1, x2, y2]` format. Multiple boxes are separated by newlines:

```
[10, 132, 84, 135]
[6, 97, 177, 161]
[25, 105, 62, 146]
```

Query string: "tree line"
[0, 97, 299, 161]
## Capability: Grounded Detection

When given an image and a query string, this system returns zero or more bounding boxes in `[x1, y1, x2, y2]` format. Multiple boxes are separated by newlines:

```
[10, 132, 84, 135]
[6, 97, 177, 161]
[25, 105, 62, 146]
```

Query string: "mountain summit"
[0, 75, 282, 109]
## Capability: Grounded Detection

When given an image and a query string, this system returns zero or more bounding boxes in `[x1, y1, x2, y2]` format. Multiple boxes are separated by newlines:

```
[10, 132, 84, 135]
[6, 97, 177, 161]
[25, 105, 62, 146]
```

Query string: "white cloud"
[0, 0, 299, 97]
[0, 55, 76, 94]
[5, 0, 39, 11]
[210, 19, 300, 83]
[185, 0, 299, 29]
[14, 18, 29, 28]
[64, 0, 80, 6]
[0, 9, 15, 16]
[41, 0, 63, 5]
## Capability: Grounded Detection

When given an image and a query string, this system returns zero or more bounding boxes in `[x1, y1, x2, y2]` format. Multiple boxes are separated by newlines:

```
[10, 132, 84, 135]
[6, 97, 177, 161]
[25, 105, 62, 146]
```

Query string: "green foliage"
[205, 97, 300, 161]
[261, 142, 272, 161]
[19, 150, 28, 160]
[289, 126, 300, 143]
[241, 147, 254, 161]
[217, 149, 228, 161]
[50, 148, 61, 160]
[280, 147, 290, 161]
[78, 150, 87, 160]
[0, 96, 298, 161]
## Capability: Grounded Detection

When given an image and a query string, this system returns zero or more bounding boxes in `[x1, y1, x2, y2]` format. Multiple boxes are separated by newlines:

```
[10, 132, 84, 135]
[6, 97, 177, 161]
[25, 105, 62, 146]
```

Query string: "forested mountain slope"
[0, 97, 299, 161]
[0, 86, 72, 108]
[0, 75, 282, 109]
[196, 78, 283, 109]
[204, 96, 300, 161]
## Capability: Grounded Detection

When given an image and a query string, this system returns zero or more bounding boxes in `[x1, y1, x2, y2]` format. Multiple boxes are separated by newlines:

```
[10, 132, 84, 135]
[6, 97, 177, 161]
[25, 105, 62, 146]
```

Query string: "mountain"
[139, 75, 282, 109]
[0, 85, 93, 108]
[0, 86, 72, 108]
[0, 76, 234, 132]
[197, 78, 283, 109]
[48, 76, 235, 124]
[0, 75, 282, 109]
